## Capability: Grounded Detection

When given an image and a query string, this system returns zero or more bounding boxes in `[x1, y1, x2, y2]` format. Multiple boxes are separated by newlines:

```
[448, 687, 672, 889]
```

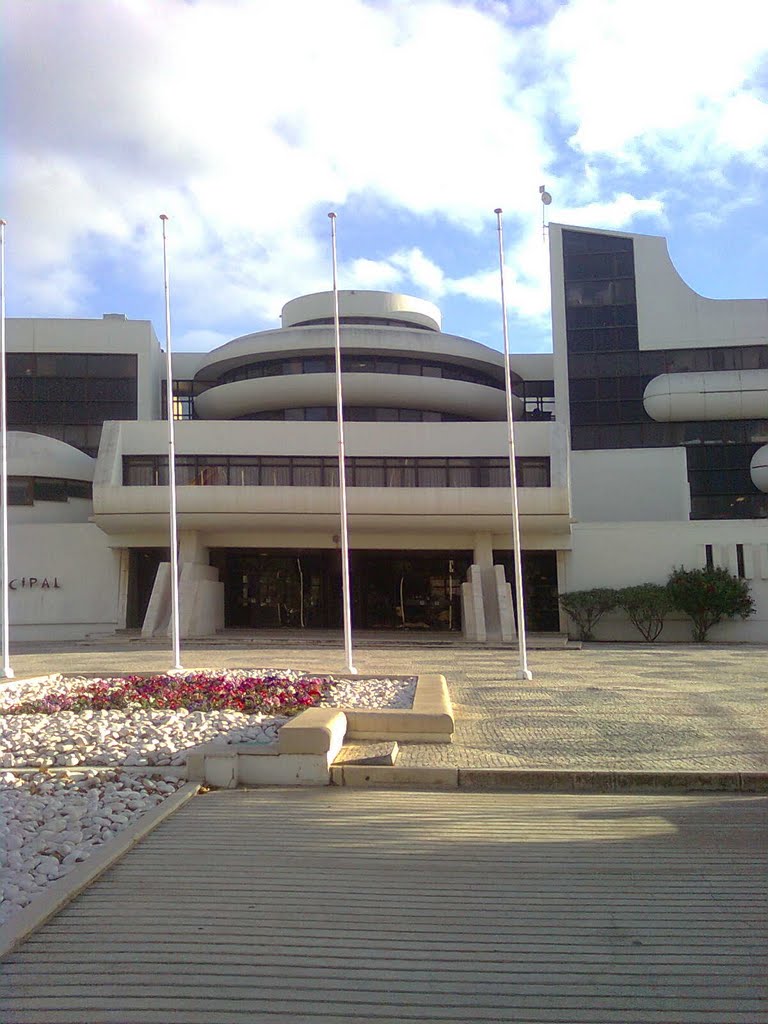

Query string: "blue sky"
[3, 0, 767, 354]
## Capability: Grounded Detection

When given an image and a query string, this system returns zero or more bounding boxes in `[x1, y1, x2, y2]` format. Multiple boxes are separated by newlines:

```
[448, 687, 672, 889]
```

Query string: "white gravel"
[322, 675, 416, 710]
[0, 708, 284, 770]
[0, 671, 415, 769]
[0, 769, 185, 925]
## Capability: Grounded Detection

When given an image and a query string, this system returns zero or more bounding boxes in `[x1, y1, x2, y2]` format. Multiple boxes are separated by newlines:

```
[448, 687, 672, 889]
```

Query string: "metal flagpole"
[0, 220, 14, 679]
[494, 208, 532, 680]
[328, 212, 357, 675]
[160, 215, 183, 671]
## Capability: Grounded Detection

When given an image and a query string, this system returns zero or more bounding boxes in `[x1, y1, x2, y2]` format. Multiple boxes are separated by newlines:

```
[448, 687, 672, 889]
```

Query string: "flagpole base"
[1, 668, 14, 679]
[517, 669, 533, 680]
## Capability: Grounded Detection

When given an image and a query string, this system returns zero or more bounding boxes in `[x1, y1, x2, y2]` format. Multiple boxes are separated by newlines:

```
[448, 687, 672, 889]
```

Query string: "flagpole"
[494, 208, 532, 680]
[160, 215, 183, 671]
[0, 221, 13, 679]
[328, 212, 357, 675]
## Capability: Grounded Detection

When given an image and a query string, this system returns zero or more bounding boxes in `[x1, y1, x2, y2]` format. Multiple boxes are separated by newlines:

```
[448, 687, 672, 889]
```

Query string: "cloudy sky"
[3, 0, 768, 353]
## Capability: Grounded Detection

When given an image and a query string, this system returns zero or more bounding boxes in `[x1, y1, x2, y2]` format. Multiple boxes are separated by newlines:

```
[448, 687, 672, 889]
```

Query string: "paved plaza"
[2, 788, 766, 1023]
[6, 637, 768, 772]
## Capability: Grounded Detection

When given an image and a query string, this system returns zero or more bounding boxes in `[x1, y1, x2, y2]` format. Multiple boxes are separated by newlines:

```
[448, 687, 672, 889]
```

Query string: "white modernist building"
[5, 224, 768, 642]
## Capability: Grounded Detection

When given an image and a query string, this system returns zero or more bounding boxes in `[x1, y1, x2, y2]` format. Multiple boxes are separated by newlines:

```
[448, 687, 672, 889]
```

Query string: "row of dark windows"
[9, 476, 93, 506]
[8, 378, 137, 402]
[7, 353, 138, 378]
[691, 494, 768, 520]
[237, 407, 477, 423]
[562, 231, 634, 256]
[568, 344, 768, 380]
[7, 353, 139, 454]
[8, 401, 136, 426]
[572, 420, 768, 451]
[562, 250, 635, 281]
[566, 324, 640, 353]
[290, 316, 432, 330]
[213, 354, 507, 391]
[165, 379, 558, 423]
[686, 444, 767, 520]
[123, 455, 551, 489]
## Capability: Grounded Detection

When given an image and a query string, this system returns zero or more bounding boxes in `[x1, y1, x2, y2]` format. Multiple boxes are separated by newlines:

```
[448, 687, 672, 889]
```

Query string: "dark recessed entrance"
[210, 549, 473, 631]
[494, 550, 560, 632]
[126, 547, 169, 629]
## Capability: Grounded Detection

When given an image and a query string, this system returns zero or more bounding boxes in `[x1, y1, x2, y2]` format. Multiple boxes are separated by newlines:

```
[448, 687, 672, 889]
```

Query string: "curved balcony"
[194, 373, 518, 421]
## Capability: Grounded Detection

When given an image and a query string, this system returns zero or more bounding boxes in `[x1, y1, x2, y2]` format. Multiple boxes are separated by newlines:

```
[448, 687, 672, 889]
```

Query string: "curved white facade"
[281, 290, 442, 331]
[643, 370, 768, 422]
[194, 324, 507, 384]
[194, 373, 513, 420]
[9, 431, 95, 481]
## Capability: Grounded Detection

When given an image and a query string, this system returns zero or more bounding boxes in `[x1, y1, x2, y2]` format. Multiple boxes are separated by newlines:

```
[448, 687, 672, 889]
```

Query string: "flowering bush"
[5, 670, 332, 716]
[667, 566, 755, 642]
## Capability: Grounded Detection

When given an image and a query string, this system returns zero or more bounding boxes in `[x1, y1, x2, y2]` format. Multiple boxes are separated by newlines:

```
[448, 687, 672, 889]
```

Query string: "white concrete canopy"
[8, 432, 95, 481]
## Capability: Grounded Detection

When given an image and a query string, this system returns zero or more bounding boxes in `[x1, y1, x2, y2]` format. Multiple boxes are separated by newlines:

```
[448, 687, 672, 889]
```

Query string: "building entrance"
[126, 548, 169, 629]
[212, 550, 342, 629]
[210, 549, 473, 631]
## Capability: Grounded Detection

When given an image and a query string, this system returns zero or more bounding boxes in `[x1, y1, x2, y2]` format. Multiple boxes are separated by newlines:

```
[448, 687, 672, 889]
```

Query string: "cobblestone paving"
[5, 640, 768, 771]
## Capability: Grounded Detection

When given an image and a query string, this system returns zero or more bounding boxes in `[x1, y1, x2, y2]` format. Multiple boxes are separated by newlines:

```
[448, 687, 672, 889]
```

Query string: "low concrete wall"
[345, 674, 453, 743]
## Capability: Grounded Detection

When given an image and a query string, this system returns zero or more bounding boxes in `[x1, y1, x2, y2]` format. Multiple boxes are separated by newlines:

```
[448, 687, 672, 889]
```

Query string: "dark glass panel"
[566, 329, 596, 352]
[33, 478, 68, 502]
[597, 378, 619, 400]
[569, 402, 599, 425]
[86, 354, 137, 378]
[67, 480, 92, 500]
[6, 353, 35, 375]
[8, 477, 33, 505]
[568, 353, 599, 378]
[6, 378, 33, 400]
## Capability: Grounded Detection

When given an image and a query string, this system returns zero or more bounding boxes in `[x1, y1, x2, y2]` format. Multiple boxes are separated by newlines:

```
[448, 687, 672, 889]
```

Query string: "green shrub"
[558, 588, 618, 641]
[666, 566, 755, 642]
[617, 583, 673, 642]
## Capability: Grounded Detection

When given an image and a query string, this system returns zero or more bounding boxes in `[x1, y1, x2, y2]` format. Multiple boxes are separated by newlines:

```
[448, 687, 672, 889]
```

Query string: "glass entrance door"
[353, 551, 471, 631]
[213, 550, 341, 628]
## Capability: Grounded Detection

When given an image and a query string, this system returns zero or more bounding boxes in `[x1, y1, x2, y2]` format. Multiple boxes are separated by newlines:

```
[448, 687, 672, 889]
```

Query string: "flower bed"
[3, 669, 332, 717]
[0, 670, 416, 770]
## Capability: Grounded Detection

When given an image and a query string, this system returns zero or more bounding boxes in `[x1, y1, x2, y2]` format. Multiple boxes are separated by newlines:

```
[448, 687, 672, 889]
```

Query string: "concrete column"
[179, 531, 208, 565]
[473, 533, 494, 569]
[116, 549, 131, 630]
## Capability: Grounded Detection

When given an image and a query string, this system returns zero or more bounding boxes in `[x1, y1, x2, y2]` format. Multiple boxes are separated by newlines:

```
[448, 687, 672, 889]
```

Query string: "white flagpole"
[0, 220, 14, 679]
[328, 212, 357, 675]
[160, 215, 182, 671]
[494, 208, 532, 680]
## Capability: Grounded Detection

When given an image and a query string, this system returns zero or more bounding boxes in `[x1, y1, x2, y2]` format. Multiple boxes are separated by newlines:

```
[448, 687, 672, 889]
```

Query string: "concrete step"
[334, 741, 399, 767]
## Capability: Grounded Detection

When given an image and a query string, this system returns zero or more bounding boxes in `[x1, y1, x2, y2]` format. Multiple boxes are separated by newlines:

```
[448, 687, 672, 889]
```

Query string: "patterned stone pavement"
[6, 639, 768, 771]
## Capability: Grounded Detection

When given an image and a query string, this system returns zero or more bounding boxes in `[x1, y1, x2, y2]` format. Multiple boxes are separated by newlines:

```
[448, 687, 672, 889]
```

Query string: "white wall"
[570, 448, 690, 523]
[9, 524, 121, 639]
[633, 234, 768, 349]
[565, 521, 768, 642]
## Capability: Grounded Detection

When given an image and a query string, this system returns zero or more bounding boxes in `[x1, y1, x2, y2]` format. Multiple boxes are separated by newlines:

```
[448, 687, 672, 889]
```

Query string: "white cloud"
[545, 0, 768, 169]
[3, 0, 766, 340]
